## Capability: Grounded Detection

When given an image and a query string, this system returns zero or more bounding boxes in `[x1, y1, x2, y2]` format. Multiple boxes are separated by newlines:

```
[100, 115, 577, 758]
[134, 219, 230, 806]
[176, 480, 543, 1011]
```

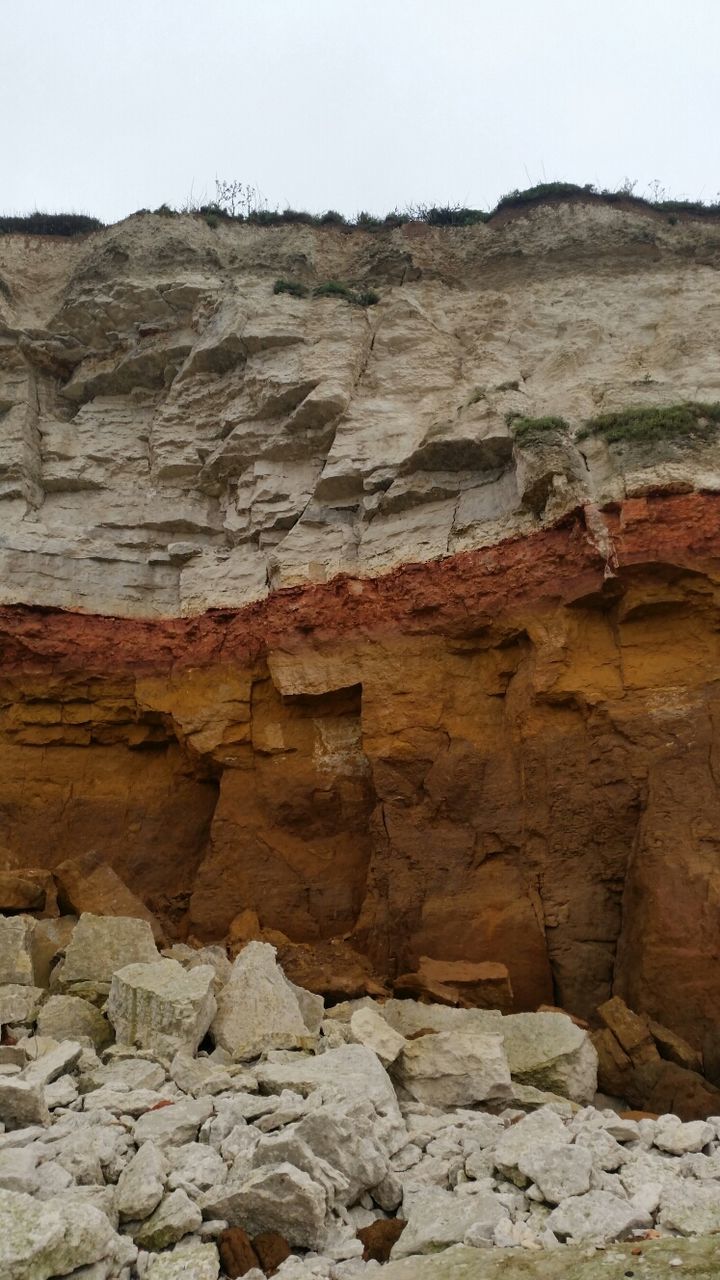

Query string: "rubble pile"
[1, 912, 720, 1279]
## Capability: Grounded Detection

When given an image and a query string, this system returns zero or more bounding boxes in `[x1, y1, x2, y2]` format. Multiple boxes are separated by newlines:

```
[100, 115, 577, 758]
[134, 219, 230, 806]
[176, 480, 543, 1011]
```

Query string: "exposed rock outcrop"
[2, 203, 720, 1067]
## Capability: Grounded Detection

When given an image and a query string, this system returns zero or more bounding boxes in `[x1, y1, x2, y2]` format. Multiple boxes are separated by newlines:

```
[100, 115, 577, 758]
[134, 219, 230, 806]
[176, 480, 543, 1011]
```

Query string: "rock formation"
[2, 199, 720, 1078]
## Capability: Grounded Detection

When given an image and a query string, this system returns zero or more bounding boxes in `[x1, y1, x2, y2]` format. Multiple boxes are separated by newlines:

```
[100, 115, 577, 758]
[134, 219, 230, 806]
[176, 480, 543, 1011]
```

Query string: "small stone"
[144, 1241, 220, 1280]
[116, 1141, 168, 1221]
[357, 1219, 407, 1263]
[45, 1074, 79, 1109]
[350, 1007, 406, 1066]
[108, 959, 217, 1057]
[253, 1230, 291, 1274]
[133, 1097, 214, 1149]
[22, 1039, 83, 1085]
[493, 1107, 571, 1183]
[654, 1114, 714, 1155]
[134, 1188, 202, 1249]
[217, 1226, 260, 1277]
[0, 916, 37, 986]
[0, 1077, 50, 1129]
[0, 984, 44, 1026]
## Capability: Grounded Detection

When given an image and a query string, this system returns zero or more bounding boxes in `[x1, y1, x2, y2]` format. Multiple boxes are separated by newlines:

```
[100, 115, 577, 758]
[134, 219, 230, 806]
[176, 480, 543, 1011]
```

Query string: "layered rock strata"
[2, 202, 720, 1065]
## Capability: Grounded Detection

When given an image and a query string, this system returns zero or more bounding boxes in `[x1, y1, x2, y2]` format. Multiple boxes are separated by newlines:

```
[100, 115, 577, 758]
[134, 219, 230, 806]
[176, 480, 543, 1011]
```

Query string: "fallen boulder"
[53, 850, 164, 943]
[393, 1029, 512, 1107]
[211, 941, 317, 1061]
[57, 912, 160, 987]
[108, 958, 216, 1057]
[501, 1010, 598, 1103]
[0, 916, 37, 986]
[201, 1162, 327, 1250]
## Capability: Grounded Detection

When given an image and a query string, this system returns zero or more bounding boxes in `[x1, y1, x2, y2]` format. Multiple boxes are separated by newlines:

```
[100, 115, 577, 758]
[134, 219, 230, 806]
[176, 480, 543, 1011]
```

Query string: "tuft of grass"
[578, 402, 720, 444]
[496, 379, 520, 392]
[313, 281, 379, 306]
[0, 212, 104, 237]
[153, 204, 176, 218]
[273, 279, 309, 298]
[508, 413, 569, 444]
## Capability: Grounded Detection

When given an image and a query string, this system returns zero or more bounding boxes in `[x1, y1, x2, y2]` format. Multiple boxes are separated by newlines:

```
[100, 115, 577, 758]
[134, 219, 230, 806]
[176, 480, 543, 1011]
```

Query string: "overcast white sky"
[3, 0, 720, 223]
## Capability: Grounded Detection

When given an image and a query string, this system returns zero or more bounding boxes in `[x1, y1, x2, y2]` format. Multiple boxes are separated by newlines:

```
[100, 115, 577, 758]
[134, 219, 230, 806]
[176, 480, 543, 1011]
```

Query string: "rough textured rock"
[501, 1012, 598, 1103]
[108, 957, 216, 1057]
[36, 993, 112, 1049]
[211, 942, 317, 1061]
[392, 1030, 512, 1107]
[4, 208, 720, 1058]
[0, 917, 37, 987]
[201, 1162, 327, 1249]
[58, 913, 160, 986]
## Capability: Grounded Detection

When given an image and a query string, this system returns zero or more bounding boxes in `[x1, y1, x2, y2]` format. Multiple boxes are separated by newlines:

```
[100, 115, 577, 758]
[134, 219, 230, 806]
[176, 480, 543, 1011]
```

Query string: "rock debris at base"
[1, 917, 720, 1279]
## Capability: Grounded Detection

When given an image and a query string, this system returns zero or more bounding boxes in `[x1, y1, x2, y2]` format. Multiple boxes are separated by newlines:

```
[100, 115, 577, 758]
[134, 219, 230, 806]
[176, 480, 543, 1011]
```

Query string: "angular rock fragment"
[501, 1011, 598, 1103]
[0, 916, 37, 986]
[134, 1187, 202, 1249]
[256, 1044, 406, 1154]
[58, 912, 160, 986]
[133, 1096, 214, 1149]
[547, 1190, 650, 1243]
[36, 993, 113, 1049]
[0, 872, 45, 912]
[144, 1241, 220, 1280]
[393, 1030, 512, 1107]
[0, 1187, 126, 1279]
[108, 958, 216, 1057]
[391, 1186, 500, 1258]
[54, 850, 164, 942]
[0, 1077, 50, 1129]
[493, 1106, 570, 1182]
[211, 942, 317, 1060]
[0, 984, 44, 1026]
[201, 1162, 327, 1250]
[350, 1006, 406, 1066]
[116, 1141, 168, 1221]
[517, 1143, 593, 1203]
[398, 957, 514, 1011]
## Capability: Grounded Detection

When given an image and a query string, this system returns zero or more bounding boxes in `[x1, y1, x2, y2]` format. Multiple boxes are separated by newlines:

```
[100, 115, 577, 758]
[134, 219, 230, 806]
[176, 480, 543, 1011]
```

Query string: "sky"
[3, 0, 720, 224]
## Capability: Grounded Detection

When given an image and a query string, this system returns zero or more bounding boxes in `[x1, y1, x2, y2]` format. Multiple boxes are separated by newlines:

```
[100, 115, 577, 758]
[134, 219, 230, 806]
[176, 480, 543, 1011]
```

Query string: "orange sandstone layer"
[1, 492, 720, 1077]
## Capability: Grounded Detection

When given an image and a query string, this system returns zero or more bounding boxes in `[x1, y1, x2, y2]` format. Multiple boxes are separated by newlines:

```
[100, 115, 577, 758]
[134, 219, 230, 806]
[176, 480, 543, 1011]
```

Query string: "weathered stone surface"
[501, 1012, 598, 1103]
[393, 1030, 512, 1107]
[59, 913, 160, 986]
[493, 1107, 570, 1182]
[255, 1044, 406, 1153]
[108, 958, 216, 1057]
[400, 957, 513, 1011]
[0, 917, 37, 987]
[133, 1097, 214, 1149]
[144, 1241, 220, 1280]
[0, 1187, 123, 1280]
[391, 1187, 498, 1259]
[6, 211, 720, 1054]
[36, 994, 113, 1049]
[547, 1190, 650, 1243]
[0, 984, 44, 1026]
[116, 1141, 167, 1221]
[658, 1181, 720, 1235]
[0, 873, 45, 912]
[134, 1188, 202, 1249]
[54, 851, 164, 942]
[517, 1143, 592, 1203]
[201, 1162, 327, 1249]
[381, 1239, 720, 1279]
[350, 1006, 406, 1066]
[211, 942, 316, 1061]
[0, 1077, 50, 1129]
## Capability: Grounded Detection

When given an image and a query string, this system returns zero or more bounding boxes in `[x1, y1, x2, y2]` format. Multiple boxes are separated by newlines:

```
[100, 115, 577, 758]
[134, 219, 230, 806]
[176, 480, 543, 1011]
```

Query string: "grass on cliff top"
[5, 181, 720, 239]
[578, 402, 720, 444]
[507, 413, 569, 444]
[0, 212, 104, 237]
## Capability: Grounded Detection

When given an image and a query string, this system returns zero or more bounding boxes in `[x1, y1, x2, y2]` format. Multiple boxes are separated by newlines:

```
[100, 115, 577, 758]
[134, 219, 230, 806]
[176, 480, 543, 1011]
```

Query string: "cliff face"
[2, 202, 720, 1065]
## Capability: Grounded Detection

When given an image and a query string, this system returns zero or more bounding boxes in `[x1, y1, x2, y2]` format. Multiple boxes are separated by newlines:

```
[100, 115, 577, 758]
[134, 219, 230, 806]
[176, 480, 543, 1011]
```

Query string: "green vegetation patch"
[273, 278, 309, 298]
[313, 281, 379, 306]
[508, 414, 569, 444]
[578, 402, 720, 444]
[0, 212, 103, 237]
